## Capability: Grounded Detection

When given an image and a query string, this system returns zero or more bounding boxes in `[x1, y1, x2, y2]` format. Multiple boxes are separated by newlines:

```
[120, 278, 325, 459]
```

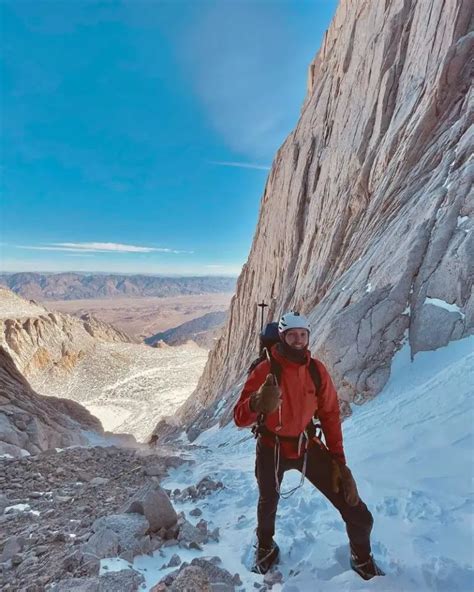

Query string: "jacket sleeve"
[233, 360, 271, 428]
[315, 360, 346, 464]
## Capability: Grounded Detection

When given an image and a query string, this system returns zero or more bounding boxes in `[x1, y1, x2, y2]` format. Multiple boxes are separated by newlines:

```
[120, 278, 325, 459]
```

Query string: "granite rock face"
[0, 288, 132, 382]
[79, 313, 135, 344]
[169, 0, 473, 438]
[0, 346, 102, 457]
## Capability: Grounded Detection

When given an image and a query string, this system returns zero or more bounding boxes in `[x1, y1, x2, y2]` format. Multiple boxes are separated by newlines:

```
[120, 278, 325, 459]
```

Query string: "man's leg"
[255, 439, 285, 547]
[301, 443, 374, 559]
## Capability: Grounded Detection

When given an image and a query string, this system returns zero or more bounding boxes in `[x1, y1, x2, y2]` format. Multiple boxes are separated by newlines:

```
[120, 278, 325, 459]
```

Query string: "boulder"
[122, 482, 177, 533]
[170, 565, 211, 592]
[85, 514, 150, 560]
[1, 536, 25, 562]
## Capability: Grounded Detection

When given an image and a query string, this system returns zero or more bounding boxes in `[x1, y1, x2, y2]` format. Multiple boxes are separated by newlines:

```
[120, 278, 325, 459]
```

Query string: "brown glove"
[331, 459, 360, 507]
[249, 374, 281, 414]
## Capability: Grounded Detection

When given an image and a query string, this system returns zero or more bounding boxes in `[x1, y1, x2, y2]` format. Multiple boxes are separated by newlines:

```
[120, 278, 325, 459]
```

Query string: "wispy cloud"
[177, 3, 314, 160]
[209, 160, 270, 171]
[16, 242, 193, 254]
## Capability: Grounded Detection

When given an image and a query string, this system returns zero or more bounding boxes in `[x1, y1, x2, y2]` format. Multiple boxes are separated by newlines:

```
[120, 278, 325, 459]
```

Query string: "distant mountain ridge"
[145, 310, 228, 349]
[0, 273, 237, 301]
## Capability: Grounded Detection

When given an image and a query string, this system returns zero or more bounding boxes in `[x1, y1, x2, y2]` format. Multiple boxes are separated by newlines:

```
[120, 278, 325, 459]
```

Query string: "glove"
[249, 374, 281, 414]
[331, 458, 360, 506]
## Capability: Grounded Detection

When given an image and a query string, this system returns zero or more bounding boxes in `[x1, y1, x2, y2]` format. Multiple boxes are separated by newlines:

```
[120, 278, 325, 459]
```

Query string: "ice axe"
[257, 300, 268, 332]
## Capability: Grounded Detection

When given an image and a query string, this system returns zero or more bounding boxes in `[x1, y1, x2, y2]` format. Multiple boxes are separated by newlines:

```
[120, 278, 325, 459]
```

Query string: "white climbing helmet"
[278, 311, 310, 334]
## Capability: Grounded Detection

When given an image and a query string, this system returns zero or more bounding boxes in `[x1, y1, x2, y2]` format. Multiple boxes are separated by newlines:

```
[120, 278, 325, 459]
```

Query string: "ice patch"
[424, 297, 465, 319]
[5, 504, 31, 513]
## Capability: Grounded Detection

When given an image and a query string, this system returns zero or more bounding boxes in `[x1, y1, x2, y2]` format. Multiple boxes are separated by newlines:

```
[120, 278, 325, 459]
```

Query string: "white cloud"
[16, 242, 193, 254]
[1, 256, 241, 276]
[209, 161, 270, 171]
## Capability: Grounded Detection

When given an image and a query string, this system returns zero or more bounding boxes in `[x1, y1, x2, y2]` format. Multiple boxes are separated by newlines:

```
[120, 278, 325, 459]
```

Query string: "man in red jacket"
[234, 312, 384, 579]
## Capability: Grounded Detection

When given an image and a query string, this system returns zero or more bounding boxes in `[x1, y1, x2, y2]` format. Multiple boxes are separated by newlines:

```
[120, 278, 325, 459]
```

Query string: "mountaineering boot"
[350, 551, 385, 580]
[251, 541, 280, 574]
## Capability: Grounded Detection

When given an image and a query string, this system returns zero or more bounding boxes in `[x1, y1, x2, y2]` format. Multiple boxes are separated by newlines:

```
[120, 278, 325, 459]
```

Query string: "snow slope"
[105, 336, 474, 591]
[31, 341, 208, 441]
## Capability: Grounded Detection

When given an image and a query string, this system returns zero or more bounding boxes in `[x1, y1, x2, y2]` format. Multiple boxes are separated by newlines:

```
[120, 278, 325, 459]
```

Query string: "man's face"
[283, 328, 309, 350]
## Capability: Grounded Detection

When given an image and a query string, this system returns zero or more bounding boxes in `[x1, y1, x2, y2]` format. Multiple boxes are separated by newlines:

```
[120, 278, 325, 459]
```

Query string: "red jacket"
[234, 345, 346, 463]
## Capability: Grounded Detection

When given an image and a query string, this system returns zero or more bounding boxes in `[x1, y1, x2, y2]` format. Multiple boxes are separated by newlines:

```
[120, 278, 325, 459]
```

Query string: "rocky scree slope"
[0, 445, 240, 592]
[167, 0, 473, 439]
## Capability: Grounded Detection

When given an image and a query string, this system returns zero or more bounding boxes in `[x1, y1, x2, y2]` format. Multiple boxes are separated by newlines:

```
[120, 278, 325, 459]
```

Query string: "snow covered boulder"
[122, 481, 178, 533]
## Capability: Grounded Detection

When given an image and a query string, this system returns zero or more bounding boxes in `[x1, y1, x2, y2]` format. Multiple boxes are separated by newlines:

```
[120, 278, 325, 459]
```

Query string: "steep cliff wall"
[174, 0, 473, 438]
[0, 347, 103, 457]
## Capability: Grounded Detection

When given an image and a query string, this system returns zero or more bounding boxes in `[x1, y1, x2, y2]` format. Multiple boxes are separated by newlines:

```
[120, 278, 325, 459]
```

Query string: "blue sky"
[1, 0, 337, 276]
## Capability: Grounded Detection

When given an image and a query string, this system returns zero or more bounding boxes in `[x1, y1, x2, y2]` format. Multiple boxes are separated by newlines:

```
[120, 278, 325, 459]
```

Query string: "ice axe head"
[263, 374, 276, 386]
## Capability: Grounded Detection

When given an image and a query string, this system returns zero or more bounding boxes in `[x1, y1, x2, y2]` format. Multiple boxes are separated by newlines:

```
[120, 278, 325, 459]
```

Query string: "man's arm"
[233, 360, 270, 427]
[314, 360, 346, 464]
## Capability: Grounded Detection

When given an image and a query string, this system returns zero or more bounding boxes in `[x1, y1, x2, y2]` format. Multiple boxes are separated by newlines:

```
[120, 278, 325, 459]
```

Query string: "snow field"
[103, 336, 473, 591]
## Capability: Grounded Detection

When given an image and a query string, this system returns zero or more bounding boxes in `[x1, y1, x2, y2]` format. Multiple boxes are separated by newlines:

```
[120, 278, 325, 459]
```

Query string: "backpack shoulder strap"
[308, 358, 322, 392]
[265, 348, 282, 385]
[308, 358, 324, 423]
[247, 354, 266, 375]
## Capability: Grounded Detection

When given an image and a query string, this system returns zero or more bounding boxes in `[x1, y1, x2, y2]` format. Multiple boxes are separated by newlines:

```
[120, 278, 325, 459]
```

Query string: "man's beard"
[277, 341, 308, 363]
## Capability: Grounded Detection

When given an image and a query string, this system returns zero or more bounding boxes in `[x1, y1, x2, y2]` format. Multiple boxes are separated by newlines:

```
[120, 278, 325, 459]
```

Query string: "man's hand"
[331, 458, 360, 506]
[250, 374, 281, 414]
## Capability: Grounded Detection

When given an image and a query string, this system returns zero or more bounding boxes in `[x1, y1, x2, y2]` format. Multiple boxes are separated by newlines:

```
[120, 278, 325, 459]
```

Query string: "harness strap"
[253, 421, 323, 442]
[273, 430, 310, 499]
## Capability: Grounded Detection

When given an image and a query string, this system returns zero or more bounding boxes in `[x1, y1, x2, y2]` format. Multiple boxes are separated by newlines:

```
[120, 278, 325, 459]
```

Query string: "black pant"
[255, 439, 374, 559]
